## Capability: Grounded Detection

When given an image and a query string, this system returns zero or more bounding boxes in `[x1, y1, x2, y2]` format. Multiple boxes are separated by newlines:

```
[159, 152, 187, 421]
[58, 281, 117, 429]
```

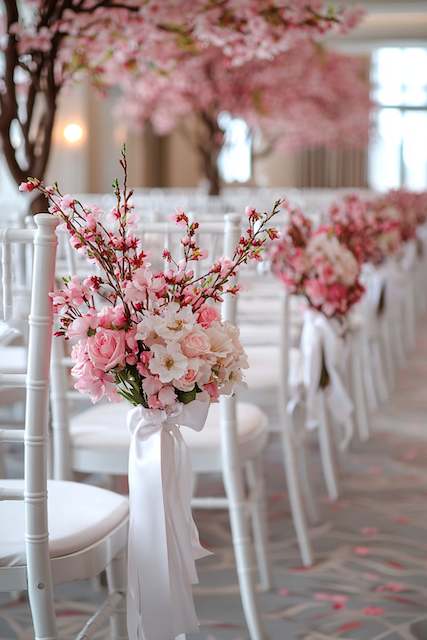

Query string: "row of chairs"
[0, 206, 425, 640]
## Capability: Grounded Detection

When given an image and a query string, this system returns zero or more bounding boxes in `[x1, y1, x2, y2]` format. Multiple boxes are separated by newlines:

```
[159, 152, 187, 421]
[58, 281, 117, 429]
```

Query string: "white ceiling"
[330, 1, 427, 51]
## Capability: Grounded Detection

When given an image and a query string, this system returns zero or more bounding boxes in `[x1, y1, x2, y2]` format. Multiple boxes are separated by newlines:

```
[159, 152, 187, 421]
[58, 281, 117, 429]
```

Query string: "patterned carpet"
[2, 325, 427, 639]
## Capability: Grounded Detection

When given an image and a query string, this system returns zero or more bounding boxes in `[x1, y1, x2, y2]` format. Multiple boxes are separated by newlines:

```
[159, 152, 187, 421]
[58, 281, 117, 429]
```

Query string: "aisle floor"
[2, 323, 427, 639]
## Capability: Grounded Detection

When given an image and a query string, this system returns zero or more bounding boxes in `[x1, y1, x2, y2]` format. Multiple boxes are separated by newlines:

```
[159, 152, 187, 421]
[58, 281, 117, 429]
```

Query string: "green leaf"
[176, 387, 197, 405]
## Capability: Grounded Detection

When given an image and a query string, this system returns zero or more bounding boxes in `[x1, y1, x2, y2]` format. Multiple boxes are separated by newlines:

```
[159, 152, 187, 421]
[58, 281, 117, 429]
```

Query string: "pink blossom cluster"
[117, 39, 371, 153]
[21, 149, 280, 410]
[270, 205, 364, 318]
[370, 189, 427, 244]
[3, 1, 360, 93]
[328, 194, 403, 266]
[327, 189, 427, 267]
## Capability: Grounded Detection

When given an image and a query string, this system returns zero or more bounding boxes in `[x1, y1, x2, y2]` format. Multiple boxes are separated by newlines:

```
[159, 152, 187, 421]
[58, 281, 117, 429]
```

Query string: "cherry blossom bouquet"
[21, 149, 279, 413]
[329, 193, 406, 266]
[329, 194, 381, 265]
[270, 206, 364, 318]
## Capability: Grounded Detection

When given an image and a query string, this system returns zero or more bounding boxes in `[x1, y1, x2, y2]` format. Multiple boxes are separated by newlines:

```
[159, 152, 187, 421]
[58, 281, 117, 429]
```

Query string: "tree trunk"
[30, 191, 50, 214]
[200, 145, 221, 196]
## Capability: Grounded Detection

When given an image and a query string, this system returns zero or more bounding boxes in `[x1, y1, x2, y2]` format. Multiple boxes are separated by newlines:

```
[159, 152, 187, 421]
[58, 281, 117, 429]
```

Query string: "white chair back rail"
[0, 227, 34, 323]
[0, 215, 129, 640]
[0, 215, 59, 638]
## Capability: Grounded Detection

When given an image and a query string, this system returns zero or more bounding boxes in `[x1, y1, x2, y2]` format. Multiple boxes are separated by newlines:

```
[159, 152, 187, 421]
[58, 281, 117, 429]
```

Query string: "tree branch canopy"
[0, 0, 361, 200]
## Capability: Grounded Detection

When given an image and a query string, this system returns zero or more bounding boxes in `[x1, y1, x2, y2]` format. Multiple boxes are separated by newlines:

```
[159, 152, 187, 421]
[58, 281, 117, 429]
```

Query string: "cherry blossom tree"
[119, 40, 371, 195]
[0, 0, 361, 208]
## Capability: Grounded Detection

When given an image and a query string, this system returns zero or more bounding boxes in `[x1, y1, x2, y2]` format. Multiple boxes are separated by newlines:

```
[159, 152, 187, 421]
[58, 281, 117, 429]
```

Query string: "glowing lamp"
[63, 122, 84, 145]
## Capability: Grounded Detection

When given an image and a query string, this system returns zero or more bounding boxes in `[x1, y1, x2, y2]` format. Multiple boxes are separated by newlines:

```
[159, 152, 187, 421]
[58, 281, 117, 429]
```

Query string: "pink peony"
[180, 328, 210, 358]
[87, 328, 127, 372]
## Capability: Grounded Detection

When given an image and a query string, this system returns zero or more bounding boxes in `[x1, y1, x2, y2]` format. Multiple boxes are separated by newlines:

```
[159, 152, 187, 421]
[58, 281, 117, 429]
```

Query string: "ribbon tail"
[127, 427, 176, 640]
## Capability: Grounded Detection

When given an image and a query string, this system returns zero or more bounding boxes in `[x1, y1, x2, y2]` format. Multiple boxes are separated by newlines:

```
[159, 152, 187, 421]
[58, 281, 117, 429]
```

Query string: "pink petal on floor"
[368, 466, 384, 476]
[402, 448, 418, 461]
[363, 606, 385, 616]
[376, 582, 407, 593]
[335, 621, 362, 633]
[361, 527, 378, 536]
[363, 572, 381, 581]
[278, 588, 289, 597]
[394, 516, 410, 524]
[353, 546, 370, 556]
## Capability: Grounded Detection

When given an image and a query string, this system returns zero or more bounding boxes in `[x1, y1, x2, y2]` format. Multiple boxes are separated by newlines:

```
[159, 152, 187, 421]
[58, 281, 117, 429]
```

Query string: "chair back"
[0, 214, 58, 621]
[50, 214, 240, 479]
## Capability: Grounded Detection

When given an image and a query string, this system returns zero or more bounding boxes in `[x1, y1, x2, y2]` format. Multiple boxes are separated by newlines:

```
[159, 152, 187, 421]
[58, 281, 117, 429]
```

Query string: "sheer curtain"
[296, 147, 368, 189]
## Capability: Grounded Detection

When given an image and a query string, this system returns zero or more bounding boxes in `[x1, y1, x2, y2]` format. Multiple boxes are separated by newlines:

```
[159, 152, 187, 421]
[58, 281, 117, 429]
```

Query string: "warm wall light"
[63, 122, 84, 145]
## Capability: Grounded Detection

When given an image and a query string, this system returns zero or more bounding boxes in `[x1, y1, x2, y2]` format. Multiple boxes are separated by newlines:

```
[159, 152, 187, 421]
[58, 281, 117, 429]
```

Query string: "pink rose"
[174, 367, 198, 391]
[87, 328, 126, 372]
[180, 328, 210, 358]
[197, 305, 219, 329]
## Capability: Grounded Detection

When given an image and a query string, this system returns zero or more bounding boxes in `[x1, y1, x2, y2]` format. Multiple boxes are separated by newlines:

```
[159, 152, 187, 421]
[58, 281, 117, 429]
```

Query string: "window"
[369, 47, 427, 191]
[217, 112, 252, 184]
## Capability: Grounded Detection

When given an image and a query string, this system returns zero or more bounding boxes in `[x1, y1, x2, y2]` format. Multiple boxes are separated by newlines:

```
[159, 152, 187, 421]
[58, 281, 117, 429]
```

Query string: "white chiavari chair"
[50, 213, 271, 640]
[0, 214, 129, 640]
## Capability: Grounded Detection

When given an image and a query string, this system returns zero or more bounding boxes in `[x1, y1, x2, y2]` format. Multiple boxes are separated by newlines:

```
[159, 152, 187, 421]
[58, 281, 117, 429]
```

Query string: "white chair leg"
[223, 461, 265, 639]
[381, 316, 397, 389]
[406, 282, 417, 350]
[297, 437, 320, 525]
[0, 447, 6, 478]
[280, 413, 314, 567]
[317, 393, 339, 502]
[245, 457, 272, 591]
[106, 548, 128, 640]
[350, 337, 370, 443]
[362, 334, 379, 412]
[371, 340, 389, 404]
[28, 582, 57, 640]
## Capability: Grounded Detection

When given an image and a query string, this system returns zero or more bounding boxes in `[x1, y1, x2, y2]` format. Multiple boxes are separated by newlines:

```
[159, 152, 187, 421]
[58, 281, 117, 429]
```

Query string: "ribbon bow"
[127, 399, 211, 640]
[300, 309, 354, 450]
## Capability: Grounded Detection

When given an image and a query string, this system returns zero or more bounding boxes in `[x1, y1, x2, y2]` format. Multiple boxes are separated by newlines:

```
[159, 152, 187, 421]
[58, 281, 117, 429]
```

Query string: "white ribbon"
[300, 309, 354, 449]
[127, 399, 211, 640]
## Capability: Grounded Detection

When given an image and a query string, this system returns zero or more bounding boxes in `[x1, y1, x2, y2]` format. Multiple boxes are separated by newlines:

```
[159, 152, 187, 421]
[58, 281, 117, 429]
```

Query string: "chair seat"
[244, 345, 303, 390]
[69, 400, 268, 473]
[70, 400, 266, 449]
[239, 322, 301, 347]
[0, 345, 26, 373]
[0, 480, 128, 567]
